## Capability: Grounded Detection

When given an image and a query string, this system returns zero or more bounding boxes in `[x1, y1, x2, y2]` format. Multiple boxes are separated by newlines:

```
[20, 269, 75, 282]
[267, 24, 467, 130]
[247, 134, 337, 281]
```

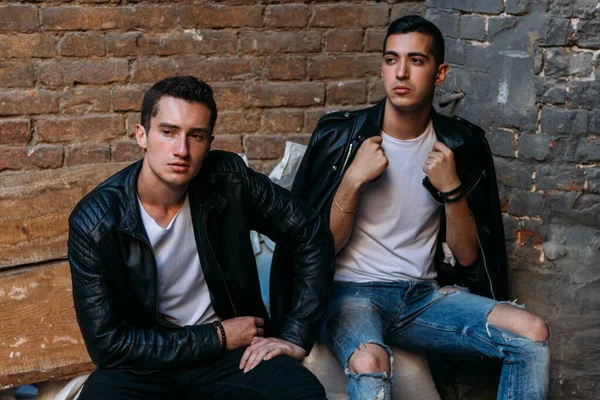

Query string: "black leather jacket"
[68, 151, 334, 370]
[271, 100, 507, 308]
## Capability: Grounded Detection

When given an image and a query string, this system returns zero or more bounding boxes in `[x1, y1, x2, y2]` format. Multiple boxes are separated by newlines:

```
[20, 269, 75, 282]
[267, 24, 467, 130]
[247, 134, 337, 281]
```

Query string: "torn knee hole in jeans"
[345, 341, 394, 380]
[438, 285, 469, 295]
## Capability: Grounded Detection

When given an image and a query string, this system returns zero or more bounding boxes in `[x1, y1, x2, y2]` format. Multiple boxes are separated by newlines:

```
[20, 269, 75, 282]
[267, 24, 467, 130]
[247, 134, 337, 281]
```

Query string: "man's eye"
[163, 130, 172, 135]
[412, 58, 423, 65]
[190, 134, 205, 141]
[385, 58, 396, 64]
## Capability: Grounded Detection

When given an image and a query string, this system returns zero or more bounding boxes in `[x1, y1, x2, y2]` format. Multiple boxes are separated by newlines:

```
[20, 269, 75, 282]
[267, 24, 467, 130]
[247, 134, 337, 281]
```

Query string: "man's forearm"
[444, 196, 478, 266]
[330, 175, 362, 253]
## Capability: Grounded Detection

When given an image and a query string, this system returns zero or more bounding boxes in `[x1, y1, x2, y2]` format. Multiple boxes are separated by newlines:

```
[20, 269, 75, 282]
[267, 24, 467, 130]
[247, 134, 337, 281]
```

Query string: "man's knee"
[348, 343, 391, 375]
[487, 303, 550, 342]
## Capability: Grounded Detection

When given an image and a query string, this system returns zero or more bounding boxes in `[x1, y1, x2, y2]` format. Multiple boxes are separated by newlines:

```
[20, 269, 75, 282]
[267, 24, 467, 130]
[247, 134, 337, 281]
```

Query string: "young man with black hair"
[272, 16, 550, 399]
[68, 76, 333, 399]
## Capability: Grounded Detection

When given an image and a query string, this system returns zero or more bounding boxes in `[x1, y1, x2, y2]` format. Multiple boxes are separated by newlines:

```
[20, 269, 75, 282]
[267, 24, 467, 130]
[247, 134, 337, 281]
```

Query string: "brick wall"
[427, 1, 600, 398]
[0, 0, 425, 175]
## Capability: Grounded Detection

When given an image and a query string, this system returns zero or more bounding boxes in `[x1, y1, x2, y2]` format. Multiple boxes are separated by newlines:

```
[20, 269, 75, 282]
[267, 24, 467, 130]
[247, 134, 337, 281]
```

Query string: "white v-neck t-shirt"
[335, 120, 442, 283]
[138, 194, 217, 326]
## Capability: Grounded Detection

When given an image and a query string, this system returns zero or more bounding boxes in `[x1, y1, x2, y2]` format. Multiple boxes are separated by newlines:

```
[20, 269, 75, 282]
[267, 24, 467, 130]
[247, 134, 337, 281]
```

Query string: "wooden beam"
[0, 261, 94, 389]
[0, 163, 131, 270]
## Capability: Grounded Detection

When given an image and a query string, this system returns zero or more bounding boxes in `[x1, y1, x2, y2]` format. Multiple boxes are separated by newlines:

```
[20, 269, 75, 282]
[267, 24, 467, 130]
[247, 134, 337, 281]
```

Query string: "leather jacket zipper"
[340, 142, 354, 173]
[471, 209, 496, 300]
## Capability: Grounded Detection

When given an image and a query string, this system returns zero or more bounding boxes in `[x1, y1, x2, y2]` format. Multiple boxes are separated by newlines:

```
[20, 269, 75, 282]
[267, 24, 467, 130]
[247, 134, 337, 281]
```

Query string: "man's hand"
[239, 337, 306, 373]
[422, 141, 461, 193]
[220, 317, 264, 351]
[345, 136, 388, 186]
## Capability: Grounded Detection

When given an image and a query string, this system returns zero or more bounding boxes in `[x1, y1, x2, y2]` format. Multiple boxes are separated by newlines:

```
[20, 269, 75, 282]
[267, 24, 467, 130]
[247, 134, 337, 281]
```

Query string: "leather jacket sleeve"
[68, 218, 222, 370]
[241, 163, 335, 353]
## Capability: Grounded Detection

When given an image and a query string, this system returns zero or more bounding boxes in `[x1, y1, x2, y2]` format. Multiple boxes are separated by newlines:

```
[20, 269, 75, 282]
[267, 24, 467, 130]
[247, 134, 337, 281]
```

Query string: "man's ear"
[135, 124, 147, 149]
[435, 63, 449, 86]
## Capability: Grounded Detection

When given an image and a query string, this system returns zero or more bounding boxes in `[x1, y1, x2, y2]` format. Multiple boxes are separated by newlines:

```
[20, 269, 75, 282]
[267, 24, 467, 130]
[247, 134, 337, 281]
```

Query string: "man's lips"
[393, 85, 411, 94]
[168, 162, 191, 171]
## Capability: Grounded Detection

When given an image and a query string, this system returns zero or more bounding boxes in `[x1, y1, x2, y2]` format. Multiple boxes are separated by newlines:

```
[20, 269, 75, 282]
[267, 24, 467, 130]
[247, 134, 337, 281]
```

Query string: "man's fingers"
[256, 328, 264, 337]
[240, 347, 252, 369]
[369, 136, 383, 144]
[254, 317, 264, 327]
[263, 347, 285, 361]
[433, 141, 452, 155]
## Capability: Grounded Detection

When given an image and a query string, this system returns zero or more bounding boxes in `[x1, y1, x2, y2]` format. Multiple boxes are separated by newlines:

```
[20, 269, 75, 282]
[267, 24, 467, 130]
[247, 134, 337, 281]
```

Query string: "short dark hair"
[384, 15, 445, 66]
[141, 76, 218, 134]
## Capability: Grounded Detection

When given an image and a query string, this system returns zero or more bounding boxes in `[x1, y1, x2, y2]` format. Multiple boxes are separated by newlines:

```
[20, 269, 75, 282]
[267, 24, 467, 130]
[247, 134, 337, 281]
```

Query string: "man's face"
[381, 32, 448, 112]
[136, 96, 213, 191]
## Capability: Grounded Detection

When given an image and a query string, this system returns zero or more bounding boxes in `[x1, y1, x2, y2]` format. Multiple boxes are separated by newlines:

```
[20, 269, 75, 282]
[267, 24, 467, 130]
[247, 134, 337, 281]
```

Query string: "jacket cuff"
[190, 322, 224, 360]
[278, 318, 314, 356]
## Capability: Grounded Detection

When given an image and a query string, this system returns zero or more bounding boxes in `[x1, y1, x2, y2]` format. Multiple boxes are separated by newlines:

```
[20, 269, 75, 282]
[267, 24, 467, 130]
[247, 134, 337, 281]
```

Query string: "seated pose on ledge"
[272, 16, 550, 400]
[68, 76, 334, 399]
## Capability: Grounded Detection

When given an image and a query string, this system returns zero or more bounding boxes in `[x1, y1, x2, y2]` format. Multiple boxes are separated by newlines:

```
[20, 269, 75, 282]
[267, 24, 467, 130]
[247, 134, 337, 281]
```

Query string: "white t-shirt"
[335, 120, 442, 283]
[138, 194, 217, 326]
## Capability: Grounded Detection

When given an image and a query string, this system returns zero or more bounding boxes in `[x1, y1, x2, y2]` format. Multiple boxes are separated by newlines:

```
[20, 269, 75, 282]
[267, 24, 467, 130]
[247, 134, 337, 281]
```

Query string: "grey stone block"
[444, 37, 464, 64]
[426, 8, 460, 39]
[576, 136, 600, 163]
[518, 133, 555, 161]
[566, 80, 600, 107]
[575, 19, 600, 49]
[587, 167, 600, 193]
[569, 52, 594, 77]
[540, 106, 588, 136]
[470, 0, 504, 14]
[506, 0, 546, 15]
[488, 128, 516, 157]
[589, 109, 600, 134]
[544, 48, 570, 77]
[549, 0, 600, 18]
[391, 3, 426, 20]
[464, 42, 493, 71]
[460, 14, 486, 41]
[544, 18, 572, 46]
[495, 157, 534, 190]
[488, 16, 520, 41]
[507, 189, 543, 216]
[535, 163, 585, 191]
[539, 78, 568, 104]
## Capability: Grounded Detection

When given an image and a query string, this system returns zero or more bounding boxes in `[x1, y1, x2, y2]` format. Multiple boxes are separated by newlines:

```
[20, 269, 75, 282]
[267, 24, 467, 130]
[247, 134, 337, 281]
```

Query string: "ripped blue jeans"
[320, 281, 550, 400]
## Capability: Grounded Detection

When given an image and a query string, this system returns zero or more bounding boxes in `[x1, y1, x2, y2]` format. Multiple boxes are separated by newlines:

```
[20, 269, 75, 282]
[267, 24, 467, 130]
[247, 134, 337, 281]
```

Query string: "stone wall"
[427, 0, 599, 398]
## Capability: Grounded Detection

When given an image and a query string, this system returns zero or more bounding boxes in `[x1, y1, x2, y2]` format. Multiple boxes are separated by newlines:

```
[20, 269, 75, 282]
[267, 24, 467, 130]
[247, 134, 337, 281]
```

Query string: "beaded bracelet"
[213, 320, 227, 353]
[438, 184, 465, 203]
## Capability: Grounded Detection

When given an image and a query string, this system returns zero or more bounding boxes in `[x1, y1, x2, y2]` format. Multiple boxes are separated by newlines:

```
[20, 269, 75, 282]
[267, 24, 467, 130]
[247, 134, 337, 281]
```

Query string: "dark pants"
[78, 348, 326, 400]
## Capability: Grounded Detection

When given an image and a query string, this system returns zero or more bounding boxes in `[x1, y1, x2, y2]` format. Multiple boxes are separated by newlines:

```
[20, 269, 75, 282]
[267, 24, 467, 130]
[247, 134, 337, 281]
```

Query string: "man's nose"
[396, 61, 408, 79]
[173, 135, 189, 157]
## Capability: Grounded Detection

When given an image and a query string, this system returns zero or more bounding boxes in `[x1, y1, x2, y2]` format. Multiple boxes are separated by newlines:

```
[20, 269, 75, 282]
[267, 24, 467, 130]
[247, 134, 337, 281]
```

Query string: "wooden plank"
[0, 163, 131, 270]
[0, 261, 94, 389]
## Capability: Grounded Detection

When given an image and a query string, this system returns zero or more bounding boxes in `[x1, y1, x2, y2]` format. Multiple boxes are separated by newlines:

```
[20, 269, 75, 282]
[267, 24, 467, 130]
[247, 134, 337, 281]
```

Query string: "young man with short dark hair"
[68, 76, 333, 399]
[272, 16, 550, 399]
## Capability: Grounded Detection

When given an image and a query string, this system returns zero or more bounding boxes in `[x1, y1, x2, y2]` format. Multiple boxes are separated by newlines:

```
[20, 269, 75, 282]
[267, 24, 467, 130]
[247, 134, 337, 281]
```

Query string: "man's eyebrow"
[383, 50, 429, 60]
[157, 122, 209, 133]
[157, 122, 179, 129]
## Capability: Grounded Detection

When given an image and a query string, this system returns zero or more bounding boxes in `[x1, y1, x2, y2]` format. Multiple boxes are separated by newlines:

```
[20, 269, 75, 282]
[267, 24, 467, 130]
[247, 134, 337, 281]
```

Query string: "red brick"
[106, 33, 140, 57]
[59, 87, 111, 115]
[39, 59, 129, 88]
[211, 135, 243, 153]
[240, 31, 321, 54]
[126, 113, 141, 137]
[0, 34, 56, 58]
[368, 79, 386, 103]
[305, 108, 353, 133]
[192, 30, 237, 55]
[308, 55, 356, 80]
[42, 7, 135, 31]
[179, 57, 258, 82]
[0, 5, 39, 32]
[265, 5, 309, 28]
[0, 120, 31, 145]
[355, 54, 382, 77]
[65, 143, 111, 166]
[248, 83, 324, 107]
[263, 109, 304, 133]
[136, 6, 179, 30]
[213, 112, 260, 135]
[0, 62, 34, 88]
[112, 140, 143, 162]
[58, 33, 105, 57]
[391, 3, 426, 20]
[312, 5, 390, 28]
[0, 146, 63, 172]
[37, 115, 125, 143]
[181, 5, 263, 28]
[365, 29, 387, 52]
[326, 80, 367, 105]
[244, 134, 310, 160]
[112, 85, 149, 112]
[137, 33, 196, 56]
[266, 56, 306, 80]
[131, 59, 178, 83]
[326, 29, 364, 52]
[0, 91, 59, 116]
[212, 84, 247, 110]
